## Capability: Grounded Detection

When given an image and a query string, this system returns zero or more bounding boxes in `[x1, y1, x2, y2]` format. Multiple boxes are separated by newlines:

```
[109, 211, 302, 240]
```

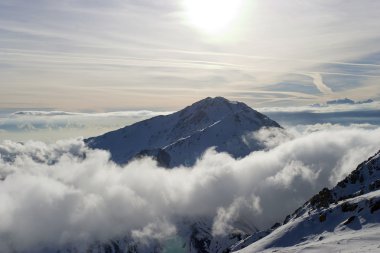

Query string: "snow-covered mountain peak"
[86, 97, 281, 167]
[176, 97, 253, 125]
[184, 96, 247, 113]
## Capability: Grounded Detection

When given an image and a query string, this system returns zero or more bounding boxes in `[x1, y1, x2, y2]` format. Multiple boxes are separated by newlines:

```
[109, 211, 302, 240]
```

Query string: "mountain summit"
[86, 97, 281, 167]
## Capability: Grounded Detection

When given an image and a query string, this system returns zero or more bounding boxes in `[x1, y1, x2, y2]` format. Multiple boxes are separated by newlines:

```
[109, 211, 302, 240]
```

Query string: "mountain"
[233, 150, 380, 253]
[86, 97, 281, 167]
[77, 97, 280, 253]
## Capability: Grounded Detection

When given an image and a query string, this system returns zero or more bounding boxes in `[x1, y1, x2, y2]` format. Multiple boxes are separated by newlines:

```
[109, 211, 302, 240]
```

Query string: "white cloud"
[248, 127, 292, 149]
[212, 197, 247, 237]
[131, 220, 177, 245]
[9, 110, 170, 118]
[0, 124, 380, 251]
[266, 161, 319, 188]
[212, 196, 262, 237]
[309, 73, 333, 95]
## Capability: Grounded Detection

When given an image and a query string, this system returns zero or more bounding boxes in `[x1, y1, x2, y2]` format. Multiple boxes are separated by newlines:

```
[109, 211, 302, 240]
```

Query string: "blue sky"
[1, 0, 380, 111]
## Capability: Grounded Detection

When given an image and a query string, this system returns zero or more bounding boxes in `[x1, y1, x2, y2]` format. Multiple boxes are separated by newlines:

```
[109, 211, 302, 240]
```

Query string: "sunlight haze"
[1, 0, 379, 111]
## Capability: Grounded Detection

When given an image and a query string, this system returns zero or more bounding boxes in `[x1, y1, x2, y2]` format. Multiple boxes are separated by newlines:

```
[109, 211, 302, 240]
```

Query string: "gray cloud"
[1, 124, 380, 252]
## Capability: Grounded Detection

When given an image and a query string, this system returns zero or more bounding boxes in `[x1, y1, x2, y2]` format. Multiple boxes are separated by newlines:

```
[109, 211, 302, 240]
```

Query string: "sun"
[183, 0, 243, 34]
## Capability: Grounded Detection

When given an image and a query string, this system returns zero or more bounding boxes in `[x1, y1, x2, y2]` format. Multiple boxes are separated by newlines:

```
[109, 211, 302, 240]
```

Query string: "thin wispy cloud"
[309, 73, 333, 95]
[0, 110, 171, 142]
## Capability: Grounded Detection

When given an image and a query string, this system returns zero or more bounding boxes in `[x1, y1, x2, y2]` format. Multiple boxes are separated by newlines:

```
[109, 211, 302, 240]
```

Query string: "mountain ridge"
[233, 149, 380, 252]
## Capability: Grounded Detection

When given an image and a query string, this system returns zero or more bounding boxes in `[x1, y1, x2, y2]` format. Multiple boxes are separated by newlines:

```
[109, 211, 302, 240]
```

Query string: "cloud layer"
[1, 124, 380, 252]
[0, 110, 170, 142]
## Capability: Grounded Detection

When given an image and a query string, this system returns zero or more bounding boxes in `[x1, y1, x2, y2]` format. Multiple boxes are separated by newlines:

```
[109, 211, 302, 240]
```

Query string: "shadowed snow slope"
[234, 150, 380, 253]
[86, 97, 281, 167]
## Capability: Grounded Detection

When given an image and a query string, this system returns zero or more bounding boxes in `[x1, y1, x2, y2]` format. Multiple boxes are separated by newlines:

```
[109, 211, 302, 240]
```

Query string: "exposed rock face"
[334, 150, 380, 201]
[134, 148, 171, 167]
[318, 213, 327, 222]
[341, 202, 358, 212]
[310, 188, 334, 209]
[370, 199, 380, 213]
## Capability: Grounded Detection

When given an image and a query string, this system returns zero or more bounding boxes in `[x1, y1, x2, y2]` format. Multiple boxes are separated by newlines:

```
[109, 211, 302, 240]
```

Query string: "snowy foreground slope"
[234, 150, 380, 253]
[86, 97, 281, 167]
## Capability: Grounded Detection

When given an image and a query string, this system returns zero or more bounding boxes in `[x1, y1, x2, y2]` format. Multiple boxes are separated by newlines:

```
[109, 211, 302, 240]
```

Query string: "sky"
[1, 0, 380, 111]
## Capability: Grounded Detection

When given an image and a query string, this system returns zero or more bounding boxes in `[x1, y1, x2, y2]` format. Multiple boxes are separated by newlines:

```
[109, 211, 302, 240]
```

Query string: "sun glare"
[184, 0, 243, 34]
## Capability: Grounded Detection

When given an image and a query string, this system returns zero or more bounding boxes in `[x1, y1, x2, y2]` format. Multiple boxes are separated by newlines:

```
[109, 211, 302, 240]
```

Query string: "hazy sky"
[1, 0, 380, 111]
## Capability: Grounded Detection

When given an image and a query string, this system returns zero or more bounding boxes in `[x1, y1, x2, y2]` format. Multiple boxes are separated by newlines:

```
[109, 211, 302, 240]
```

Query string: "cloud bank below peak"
[0, 110, 171, 142]
[1, 124, 380, 252]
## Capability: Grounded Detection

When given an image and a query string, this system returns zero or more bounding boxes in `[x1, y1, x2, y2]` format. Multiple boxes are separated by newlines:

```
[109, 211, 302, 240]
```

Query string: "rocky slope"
[233, 150, 380, 252]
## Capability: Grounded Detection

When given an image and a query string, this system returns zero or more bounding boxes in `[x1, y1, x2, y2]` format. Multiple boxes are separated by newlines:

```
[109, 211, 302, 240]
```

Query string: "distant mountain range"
[86, 97, 281, 167]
